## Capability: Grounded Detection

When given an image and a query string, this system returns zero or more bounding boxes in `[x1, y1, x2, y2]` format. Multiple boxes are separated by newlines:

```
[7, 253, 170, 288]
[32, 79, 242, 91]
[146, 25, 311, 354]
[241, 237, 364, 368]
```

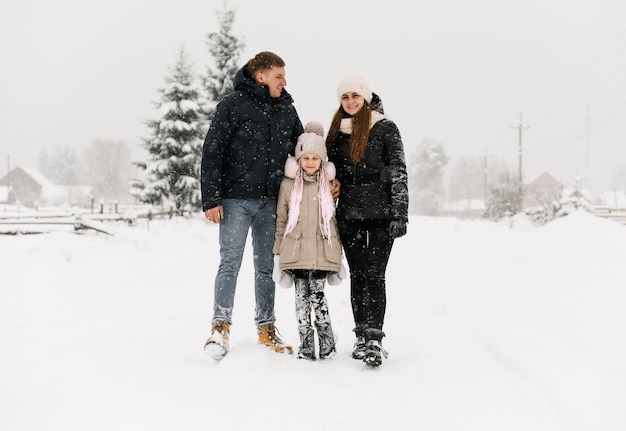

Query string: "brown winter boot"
[204, 321, 230, 360]
[258, 324, 293, 354]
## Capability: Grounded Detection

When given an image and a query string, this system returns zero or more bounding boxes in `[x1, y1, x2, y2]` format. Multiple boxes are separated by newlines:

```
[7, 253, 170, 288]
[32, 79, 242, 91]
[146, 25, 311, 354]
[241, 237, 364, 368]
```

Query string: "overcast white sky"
[2, 0, 625, 194]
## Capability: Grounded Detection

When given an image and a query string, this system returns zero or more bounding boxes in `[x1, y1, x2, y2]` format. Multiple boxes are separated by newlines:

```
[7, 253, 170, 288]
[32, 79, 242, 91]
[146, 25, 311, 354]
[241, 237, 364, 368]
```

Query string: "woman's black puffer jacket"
[328, 94, 408, 223]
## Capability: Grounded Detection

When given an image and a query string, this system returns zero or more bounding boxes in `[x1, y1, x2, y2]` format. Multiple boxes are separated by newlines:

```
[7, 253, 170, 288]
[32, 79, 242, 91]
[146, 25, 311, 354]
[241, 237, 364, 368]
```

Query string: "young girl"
[273, 122, 345, 360]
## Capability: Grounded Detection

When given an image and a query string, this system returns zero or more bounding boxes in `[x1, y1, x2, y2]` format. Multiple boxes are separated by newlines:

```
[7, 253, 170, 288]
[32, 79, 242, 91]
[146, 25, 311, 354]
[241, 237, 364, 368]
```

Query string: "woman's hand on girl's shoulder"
[331, 179, 341, 200]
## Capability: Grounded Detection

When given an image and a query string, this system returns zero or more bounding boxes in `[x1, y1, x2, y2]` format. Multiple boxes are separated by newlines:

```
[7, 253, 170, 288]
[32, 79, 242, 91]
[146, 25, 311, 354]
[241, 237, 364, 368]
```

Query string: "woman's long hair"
[326, 102, 372, 164]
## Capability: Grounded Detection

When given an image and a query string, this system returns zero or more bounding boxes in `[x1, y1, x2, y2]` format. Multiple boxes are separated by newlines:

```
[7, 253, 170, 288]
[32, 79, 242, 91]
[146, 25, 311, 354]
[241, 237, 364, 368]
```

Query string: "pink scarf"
[284, 164, 335, 246]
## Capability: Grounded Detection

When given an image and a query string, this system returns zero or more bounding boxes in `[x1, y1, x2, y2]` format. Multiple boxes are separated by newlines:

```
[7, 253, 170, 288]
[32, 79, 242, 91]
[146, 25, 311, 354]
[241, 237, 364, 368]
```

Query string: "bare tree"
[408, 138, 449, 215]
[37, 145, 78, 185]
[447, 155, 485, 201]
[82, 139, 132, 203]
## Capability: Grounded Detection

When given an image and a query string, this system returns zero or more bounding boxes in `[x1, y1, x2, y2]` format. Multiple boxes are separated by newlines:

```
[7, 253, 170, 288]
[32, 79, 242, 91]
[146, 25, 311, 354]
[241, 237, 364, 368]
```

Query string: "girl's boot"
[310, 277, 336, 359]
[294, 277, 314, 359]
[316, 321, 336, 359]
[297, 328, 316, 360]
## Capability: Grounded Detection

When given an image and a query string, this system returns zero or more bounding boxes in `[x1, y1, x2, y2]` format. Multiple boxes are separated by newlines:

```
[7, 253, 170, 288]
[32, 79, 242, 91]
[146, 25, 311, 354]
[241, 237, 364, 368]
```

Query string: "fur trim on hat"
[336, 73, 373, 104]
[284, 156, 335, 180]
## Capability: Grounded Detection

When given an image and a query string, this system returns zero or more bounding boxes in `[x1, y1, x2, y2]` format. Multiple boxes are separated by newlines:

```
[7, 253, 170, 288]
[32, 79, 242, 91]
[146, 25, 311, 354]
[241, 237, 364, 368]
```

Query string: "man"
[200, 51, 303, 359]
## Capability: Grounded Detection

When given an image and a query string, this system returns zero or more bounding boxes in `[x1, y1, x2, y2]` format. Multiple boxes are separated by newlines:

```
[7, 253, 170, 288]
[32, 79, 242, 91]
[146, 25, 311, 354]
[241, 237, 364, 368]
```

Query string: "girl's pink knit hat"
[295, 121, 327, 161]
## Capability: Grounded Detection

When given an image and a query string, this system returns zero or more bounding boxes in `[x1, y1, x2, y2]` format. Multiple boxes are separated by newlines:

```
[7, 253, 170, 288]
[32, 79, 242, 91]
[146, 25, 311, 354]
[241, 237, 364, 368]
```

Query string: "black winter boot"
[297, 328, 316, 360]
[363, 340, 388, 367]
[363, 328, 388, 367]
[352, 327, 367, 360]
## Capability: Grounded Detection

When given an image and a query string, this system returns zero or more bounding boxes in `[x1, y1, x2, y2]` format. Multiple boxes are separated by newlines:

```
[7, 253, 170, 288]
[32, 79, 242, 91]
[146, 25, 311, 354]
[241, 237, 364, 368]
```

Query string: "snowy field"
[1, 210, 625, 431]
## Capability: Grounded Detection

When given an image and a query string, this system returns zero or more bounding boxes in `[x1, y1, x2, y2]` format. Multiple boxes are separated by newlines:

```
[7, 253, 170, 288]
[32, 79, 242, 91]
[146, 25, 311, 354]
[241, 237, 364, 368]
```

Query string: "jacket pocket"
[279, 232, 301, 264]
[322, 234, 343, 265]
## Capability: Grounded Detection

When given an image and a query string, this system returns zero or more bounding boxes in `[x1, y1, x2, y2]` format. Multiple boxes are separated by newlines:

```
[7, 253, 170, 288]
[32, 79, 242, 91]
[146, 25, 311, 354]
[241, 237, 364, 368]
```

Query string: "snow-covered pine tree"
[200, 1, 244, 123]
[132, 46, 204, 213]
[555, 176, 592, 218]
[408, 138, 449, 215]
[447, 155, 485, 202]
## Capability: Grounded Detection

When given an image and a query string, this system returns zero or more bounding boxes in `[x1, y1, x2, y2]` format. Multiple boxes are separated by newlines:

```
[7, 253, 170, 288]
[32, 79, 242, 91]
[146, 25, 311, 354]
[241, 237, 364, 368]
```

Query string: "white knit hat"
[336, 73, 372, 104]
[295, 121, 326, 161]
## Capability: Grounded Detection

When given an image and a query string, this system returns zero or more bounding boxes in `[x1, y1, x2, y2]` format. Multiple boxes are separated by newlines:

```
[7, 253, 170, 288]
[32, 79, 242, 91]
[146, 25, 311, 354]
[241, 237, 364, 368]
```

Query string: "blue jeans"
[212, 198, 277, 328]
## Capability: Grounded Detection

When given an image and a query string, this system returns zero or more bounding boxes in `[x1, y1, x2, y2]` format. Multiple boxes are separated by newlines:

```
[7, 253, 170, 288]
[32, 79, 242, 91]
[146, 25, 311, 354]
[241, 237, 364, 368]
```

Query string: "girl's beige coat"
[273, 174, 342, 273]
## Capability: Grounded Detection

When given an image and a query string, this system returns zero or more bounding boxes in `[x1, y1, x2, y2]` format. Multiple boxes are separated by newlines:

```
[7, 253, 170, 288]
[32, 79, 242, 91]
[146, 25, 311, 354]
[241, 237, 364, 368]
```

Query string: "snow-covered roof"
[18, 166, 56, 187]
[526, 172, 562, 188]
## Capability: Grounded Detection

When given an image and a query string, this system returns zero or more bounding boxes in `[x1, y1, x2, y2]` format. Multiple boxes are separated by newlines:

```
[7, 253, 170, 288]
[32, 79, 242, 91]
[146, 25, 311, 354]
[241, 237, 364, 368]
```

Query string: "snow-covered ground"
[1, 211, 625, 431]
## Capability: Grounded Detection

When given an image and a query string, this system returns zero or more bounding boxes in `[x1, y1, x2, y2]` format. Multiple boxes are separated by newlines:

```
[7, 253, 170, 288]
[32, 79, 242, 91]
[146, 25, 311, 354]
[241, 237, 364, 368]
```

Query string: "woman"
[326, 74, 408, 367]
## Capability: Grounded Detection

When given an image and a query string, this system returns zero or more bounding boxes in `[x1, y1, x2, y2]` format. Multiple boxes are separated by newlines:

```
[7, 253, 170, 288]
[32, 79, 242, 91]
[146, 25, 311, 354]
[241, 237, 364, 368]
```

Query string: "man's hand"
[204, 206, 224, 224]
[330, 179, 341, 200]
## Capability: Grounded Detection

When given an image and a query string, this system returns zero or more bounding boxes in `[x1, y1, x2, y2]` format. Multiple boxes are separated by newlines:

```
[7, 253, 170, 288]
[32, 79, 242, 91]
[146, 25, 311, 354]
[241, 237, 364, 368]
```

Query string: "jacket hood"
[233, 65, 295, 104]
[370, 92, 385, 114]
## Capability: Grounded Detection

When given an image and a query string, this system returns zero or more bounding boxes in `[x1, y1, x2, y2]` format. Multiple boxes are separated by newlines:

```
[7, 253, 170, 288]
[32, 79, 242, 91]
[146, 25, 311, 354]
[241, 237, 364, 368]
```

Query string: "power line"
[525, 28, 626, 121]
[531, 57, 626, 126]
[526, 98, 626, 156]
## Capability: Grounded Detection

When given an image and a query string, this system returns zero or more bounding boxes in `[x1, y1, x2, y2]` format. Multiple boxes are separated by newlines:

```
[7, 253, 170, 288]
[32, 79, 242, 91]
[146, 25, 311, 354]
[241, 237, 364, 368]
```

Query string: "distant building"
[0, 184, 11, 203]
[0, 166, 92, 208]
[0, 166, 50, 207]
[522, 172, 563, 210]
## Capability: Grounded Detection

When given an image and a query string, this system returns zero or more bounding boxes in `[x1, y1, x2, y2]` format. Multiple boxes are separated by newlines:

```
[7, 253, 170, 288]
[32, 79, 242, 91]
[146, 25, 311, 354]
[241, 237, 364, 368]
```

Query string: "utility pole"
[511, 112, 530, 199]
[483, 146, 488, 201]
[6, 155, 10, 204]
[585, 103, 590, 178]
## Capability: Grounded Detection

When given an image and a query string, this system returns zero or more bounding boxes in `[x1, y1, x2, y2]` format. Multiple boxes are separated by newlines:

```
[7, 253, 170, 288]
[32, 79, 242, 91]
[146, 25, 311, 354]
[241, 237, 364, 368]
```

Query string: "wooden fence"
[0, 205, 178, 236]
[590, 207, 626, 225]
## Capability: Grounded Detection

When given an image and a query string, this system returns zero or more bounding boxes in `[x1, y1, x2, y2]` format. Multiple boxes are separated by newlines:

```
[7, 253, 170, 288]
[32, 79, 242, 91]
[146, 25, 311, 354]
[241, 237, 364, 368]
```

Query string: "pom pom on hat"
[336, 73, 372, 104]
[296, 121, 327, 161]
[304, 121, 324, 137]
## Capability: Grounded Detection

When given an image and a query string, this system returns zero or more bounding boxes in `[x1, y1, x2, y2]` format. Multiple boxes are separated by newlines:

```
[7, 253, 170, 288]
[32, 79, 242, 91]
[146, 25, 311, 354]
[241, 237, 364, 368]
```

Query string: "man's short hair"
[246, 51, 286, 77]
